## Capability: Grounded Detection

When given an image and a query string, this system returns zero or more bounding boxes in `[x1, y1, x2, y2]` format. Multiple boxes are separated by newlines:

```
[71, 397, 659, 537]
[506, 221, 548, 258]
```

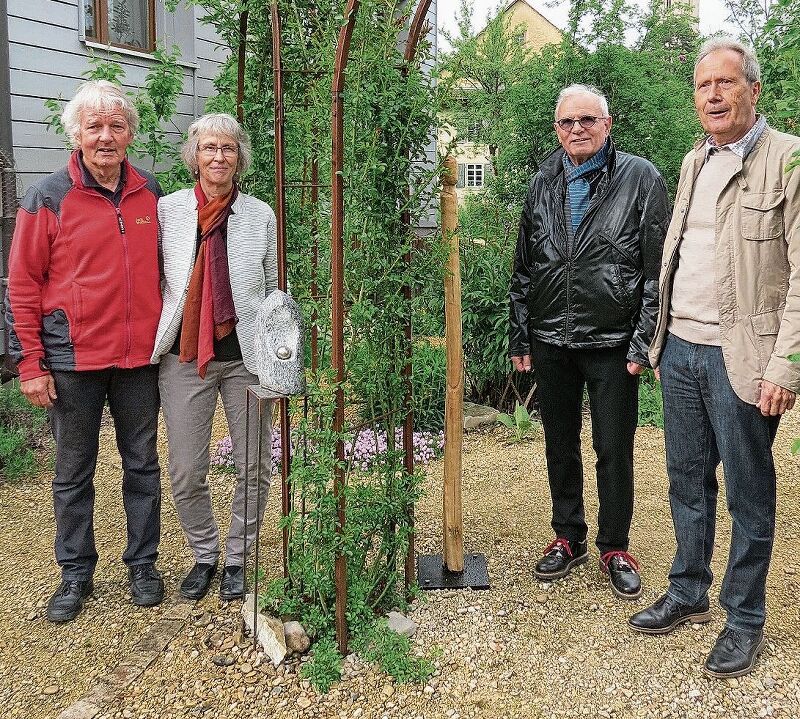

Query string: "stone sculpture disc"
[253, 289, 306, 396]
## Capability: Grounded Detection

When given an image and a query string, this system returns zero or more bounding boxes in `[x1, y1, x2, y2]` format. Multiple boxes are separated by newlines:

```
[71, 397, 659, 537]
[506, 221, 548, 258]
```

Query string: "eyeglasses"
[198, 143, 239, 158]
[555, 115, 608, 131]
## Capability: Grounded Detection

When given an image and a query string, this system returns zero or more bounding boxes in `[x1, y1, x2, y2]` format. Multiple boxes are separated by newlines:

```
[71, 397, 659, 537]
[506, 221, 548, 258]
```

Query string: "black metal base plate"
[417, 553, 490, 590]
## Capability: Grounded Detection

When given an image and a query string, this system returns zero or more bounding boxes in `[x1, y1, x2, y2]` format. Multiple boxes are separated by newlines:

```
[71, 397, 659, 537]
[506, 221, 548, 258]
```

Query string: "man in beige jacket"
[629, 37, 800, 679]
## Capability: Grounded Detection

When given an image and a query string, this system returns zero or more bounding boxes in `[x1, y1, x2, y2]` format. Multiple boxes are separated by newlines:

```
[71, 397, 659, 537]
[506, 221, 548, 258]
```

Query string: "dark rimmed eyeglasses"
[555, 115, 608, 131]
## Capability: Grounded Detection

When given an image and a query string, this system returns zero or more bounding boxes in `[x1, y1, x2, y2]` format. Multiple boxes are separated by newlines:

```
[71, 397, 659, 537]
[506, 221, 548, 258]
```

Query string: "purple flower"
[210, 427, 445, 477]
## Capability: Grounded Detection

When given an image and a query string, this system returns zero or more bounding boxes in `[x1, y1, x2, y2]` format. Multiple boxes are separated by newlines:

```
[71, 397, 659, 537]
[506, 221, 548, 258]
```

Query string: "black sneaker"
[129, 564, 164, 607]
[599, 551, 642, 600]
[629, 592, 711, 634]
[219, 565, 245, 601]
[704, 628, 766, 679]
[533, 537, 588, 580]
[179, 562, 218, 600]
[46, 579, 94, 623]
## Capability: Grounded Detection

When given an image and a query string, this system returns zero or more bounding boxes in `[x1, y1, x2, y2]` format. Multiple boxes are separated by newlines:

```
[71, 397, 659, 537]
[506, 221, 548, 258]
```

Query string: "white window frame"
[465, 163, 484, 188]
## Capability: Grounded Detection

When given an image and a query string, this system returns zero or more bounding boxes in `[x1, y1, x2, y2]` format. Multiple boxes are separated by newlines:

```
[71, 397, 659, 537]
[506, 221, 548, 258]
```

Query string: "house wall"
[6, 0, 229, 193]
[501, 0, 561, 52]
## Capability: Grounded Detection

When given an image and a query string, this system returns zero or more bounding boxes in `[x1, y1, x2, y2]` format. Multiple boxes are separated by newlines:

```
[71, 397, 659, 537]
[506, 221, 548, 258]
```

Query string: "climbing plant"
[187, 0, 445, 686]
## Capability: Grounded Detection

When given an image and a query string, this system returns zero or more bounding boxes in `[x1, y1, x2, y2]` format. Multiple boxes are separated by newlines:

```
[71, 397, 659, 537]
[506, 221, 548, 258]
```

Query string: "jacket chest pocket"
[740, 191, 784, 240]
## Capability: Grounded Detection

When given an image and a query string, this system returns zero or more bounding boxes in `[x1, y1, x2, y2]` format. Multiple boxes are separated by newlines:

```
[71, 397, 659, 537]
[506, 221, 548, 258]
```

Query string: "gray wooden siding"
[7, 0, 229, 192]
[420, 0, 438, 230]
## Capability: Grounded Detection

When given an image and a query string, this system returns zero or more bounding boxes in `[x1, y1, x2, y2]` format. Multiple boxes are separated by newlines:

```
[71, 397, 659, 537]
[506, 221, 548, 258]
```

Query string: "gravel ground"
[2, 407, 799, 719]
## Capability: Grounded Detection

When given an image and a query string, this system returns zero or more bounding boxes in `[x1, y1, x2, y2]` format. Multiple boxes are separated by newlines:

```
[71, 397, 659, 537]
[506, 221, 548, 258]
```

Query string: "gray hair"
[554, 84, 610, 121]
[181, 113, 252, 177]
[695, 36, 761, 85]
[61, 80, 138, 148]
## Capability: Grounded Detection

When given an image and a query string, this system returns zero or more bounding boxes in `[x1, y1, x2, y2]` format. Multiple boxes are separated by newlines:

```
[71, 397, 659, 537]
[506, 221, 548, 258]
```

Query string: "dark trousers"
[529, 338, 639, 554]
[49, 366, 161, 580]
[661, 334, 779, 632]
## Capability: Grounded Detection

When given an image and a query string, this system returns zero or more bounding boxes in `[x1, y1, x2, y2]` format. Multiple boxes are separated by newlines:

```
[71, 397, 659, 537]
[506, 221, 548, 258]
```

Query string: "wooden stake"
[441, 156, 464, 573]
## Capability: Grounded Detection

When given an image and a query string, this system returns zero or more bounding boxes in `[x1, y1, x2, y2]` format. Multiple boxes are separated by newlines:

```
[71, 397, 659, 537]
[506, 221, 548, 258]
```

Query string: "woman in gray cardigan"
[152, 113, 277, 600]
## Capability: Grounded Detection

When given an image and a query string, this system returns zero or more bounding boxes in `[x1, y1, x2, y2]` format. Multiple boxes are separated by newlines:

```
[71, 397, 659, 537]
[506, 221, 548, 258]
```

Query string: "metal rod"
[281, 68, 327, 75]
[404, 0, 433, 64]
[331, 0, 360, 656]
[253, 397, 265, 651]
[300, 395, 309, 596]
[400, 0, 433, 592]
[271, 0, 293, 584]
[243, 388, 250, 634]
[311, 143, 320, 374]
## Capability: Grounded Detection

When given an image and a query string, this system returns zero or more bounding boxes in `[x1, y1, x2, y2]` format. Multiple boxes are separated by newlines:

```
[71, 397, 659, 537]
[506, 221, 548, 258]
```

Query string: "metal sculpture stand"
[242, 385, 287, 650]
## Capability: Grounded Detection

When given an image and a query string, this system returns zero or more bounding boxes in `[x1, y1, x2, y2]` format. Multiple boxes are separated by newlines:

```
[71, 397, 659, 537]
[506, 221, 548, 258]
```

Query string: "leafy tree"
[755, 0, 800, 139]
[721, 0, 774, 46]
[439, 0, 530, 174]
[563, 0, 638, 49]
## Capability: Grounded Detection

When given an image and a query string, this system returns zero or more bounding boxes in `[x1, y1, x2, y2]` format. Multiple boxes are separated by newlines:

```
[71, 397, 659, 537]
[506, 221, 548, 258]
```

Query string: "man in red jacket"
[6, 80, 164, 622]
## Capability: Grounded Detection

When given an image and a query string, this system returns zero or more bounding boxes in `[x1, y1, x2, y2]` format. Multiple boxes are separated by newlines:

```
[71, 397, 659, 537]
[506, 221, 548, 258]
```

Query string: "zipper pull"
[116, 209, 126, 234]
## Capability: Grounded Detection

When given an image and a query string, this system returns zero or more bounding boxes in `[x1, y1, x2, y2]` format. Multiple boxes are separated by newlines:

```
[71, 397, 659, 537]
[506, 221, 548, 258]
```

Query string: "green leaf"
[788, 353, 800, 363]
[496, 414, 515, 429]
[792, 438, 800, 455]
[513, 403, 529, 425]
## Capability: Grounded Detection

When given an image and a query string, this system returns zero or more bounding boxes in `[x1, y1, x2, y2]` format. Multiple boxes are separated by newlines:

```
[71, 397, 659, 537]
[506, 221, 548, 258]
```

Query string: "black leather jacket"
[508, 142, 669, 366]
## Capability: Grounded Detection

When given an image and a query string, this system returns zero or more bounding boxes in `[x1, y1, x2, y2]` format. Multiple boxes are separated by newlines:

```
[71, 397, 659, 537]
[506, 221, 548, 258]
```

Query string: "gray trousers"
[159, 353, 271, 566]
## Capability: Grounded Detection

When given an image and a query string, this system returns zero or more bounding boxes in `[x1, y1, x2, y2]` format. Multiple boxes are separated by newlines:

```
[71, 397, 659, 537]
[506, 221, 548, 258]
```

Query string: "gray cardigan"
[150, 188, 278, 374]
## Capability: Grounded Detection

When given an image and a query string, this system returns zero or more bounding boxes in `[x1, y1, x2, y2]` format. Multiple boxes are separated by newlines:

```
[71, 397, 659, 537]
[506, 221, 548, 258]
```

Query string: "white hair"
[695, 36, 761, 85]
[181, 113, 252, 177]
[61, 80, 138, 148]
[554, 84, 610, 121]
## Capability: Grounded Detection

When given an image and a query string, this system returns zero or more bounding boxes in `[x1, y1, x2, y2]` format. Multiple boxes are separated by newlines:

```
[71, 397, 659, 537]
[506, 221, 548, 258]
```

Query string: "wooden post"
[441, 156, 464, 573]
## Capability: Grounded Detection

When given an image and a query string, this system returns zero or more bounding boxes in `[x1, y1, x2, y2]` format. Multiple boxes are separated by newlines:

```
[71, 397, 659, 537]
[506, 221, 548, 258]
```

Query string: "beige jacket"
[650, 126, 800, 404]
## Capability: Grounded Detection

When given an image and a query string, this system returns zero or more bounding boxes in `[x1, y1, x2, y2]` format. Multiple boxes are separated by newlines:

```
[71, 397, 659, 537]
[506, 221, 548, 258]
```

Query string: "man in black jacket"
[508, 84, 669, 599]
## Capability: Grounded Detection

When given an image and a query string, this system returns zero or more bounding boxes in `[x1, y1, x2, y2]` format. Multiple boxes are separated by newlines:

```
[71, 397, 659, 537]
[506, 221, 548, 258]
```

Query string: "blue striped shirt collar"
[704, 114, 767, 161]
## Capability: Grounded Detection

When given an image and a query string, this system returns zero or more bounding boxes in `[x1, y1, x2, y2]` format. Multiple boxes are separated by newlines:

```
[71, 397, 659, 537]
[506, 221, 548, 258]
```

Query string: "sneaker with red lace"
[599, 551, 642, 600]
[533, 537, 588, 580]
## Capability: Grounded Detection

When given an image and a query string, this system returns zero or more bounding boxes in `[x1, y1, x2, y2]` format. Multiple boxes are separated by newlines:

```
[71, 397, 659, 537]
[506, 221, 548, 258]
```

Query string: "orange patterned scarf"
[179, 184, 238, 377]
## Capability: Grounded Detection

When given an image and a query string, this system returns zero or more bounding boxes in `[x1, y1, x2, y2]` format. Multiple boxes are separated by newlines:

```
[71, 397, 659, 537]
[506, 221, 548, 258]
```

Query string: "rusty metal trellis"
[330, 0, 359, 655]
[270, 0, 434, 655]
[400, 0, 434, 593]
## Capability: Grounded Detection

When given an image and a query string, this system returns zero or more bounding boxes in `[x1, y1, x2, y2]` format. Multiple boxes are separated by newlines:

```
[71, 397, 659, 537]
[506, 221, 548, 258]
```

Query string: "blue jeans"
[661, 334, 779, 633]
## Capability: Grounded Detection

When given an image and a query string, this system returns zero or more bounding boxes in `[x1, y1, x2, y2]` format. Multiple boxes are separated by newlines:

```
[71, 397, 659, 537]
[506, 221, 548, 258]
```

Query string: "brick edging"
[55, 599, 193, 719]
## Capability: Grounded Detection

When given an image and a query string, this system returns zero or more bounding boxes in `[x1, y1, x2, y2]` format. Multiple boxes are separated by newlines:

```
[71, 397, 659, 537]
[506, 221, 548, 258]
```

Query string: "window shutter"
[484, 163, 492, 181]
[456, 163, 465, 188]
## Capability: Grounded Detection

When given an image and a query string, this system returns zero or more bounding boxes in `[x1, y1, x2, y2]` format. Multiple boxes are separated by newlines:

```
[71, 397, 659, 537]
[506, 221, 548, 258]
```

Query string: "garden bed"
[1, 408, 799, 719]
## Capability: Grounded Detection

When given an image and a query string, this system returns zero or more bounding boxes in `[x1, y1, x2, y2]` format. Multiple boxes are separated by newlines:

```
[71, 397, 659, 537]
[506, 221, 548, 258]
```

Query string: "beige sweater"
[668, 148, 740, 345]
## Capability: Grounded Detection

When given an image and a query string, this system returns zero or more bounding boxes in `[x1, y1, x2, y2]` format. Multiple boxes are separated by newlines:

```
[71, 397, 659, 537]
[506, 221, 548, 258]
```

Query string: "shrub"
[352, 619, 435, 685]
[300, 635, 342, 693]
[459, 232, 513, 407]
[411, 340, 447, 432]
[638, 369, 664, 429]
[0, 381, 49, 482]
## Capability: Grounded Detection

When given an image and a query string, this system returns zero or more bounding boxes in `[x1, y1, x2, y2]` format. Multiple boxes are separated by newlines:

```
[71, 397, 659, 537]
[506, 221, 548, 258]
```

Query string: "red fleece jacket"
[7, 151, 163, 380]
